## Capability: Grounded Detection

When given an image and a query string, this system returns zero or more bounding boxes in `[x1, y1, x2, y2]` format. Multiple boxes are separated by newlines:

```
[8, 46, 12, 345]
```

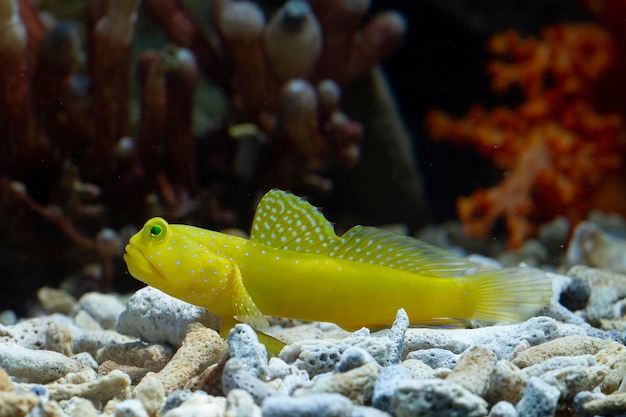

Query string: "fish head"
[124, 217, 235, 309]
[124, 217, 172, 287]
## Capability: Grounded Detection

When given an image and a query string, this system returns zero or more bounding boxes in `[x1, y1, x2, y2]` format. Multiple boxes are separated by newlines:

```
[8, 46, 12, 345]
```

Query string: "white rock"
[0, 343, 85, 383]
[59, 396, 99, 417]
[0, 310, 17, 325]
[335, 346, 378, 373]
[162, 394, 226, 417]
[72, 330, 136, 358]
[387, 309, 409, 365]
[271, 368, 311, 396]
[74, 310, 104, 331]
[0, 315, 82, 349]
[161, 390, 197, 415]
[539, 298, 587, 326]
[75, 292, 126, 329]
[46, 370, 131, 403]
[352, 406, 394, 417]
[262, 393, 353, 417]
[488, 401, 518, 417]
[566, 266, 626, 323]
[390, 379, 488, 417]
[134, 376, 166, 416]
[403, 316, 586, 360]
[400, 359, 438, 380]
[446, 345, 497, 398]
[565, 221, 626, 273]
[71, 352, 99, 370]
[572, 390, 605, 417]
[227, 324, 268, 379]
[521, 355, 596, 378]
[116, 287, 221, 347]
[264, 357, 294, 381]
[280, 332, 397, 377]
[115, 399, 149, 417]
[26, 401, 66, 417]
[225, 389, 261, 417]
[372, 364, 412, 413]
[405, 348, 459, 369]
[487, 360, 525, 405]
[515, 377, 559, 417]
[540, 365, 608, 405]
[221, 358, 279, 405]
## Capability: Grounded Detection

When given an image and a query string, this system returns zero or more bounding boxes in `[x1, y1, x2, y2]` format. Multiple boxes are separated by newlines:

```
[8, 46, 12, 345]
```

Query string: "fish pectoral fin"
[231, 264, 270, 333]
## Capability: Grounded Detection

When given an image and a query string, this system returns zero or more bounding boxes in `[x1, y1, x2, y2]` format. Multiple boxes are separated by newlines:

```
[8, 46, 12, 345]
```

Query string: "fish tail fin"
[464, 267, 553, 322]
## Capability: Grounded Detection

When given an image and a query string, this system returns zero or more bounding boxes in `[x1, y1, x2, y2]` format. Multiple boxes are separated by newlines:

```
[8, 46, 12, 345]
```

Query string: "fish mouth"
[123, 243, 159, 284]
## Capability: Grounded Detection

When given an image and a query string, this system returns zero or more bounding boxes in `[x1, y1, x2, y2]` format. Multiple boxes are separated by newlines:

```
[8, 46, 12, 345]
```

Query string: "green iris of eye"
[150, 225, 163, 236]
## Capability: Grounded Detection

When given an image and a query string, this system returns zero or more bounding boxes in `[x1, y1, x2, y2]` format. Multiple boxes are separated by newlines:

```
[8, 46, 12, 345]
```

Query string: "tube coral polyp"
[427, 23, 626, 249]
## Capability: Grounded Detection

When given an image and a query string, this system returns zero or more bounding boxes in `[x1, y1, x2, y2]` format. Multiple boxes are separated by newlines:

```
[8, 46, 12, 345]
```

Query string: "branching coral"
[147, 0, 405, 176]
[0, 0, 407, 302]
[427, 23, 626, 248]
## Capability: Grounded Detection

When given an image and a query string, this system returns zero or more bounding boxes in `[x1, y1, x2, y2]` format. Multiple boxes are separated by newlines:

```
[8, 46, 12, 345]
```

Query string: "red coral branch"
[427, 23, 626, 248]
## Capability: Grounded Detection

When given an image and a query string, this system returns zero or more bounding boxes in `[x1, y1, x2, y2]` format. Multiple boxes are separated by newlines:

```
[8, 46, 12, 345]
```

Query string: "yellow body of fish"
[124, 190, 552, 337]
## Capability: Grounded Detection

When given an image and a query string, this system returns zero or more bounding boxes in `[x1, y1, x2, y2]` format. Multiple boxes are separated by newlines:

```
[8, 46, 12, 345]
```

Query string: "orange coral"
[427, 23, 626, 248]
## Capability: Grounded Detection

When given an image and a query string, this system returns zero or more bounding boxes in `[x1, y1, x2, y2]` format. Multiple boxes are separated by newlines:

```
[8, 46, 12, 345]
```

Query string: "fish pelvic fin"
[231, 263, 269, 333]
[465, 267, 553, 322]
[250, 189, 338, 253]
[255, 332, 286, 356]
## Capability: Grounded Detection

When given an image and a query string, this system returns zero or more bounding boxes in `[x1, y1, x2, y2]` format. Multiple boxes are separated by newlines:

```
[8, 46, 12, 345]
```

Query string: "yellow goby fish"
[124, 190, 552, 337]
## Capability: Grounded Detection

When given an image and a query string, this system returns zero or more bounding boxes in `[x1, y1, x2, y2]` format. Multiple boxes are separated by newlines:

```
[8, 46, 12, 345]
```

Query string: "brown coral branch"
[145, 0, 227, 86]
[89, 0, 139, 180]
[136, 50, 166, 187]
[323, 110, 363, 168]
[163, 47, 199, 194]
[337, 11, 407, 86]
[278, 79, 324, 159]
[216, 0, 269, 121]
[1, 178, 96, 251]
[316, 79, 363, 168]
[17, 0, 46, 65]
[0, 0, 34, 174]
[311, 0, 370, 81]
[264, 0, 322, 85]
[33, 23, 81, 157]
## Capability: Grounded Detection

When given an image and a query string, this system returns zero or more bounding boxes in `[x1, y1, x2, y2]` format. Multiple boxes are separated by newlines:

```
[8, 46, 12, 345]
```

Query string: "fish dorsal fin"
[250, 189, 338, 253]
[250, 190, 476, 276]
[328, 225, 476, 276]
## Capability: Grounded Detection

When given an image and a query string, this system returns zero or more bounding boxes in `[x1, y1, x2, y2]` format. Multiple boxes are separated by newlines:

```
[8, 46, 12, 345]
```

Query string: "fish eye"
[143, 217, 168, 241]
